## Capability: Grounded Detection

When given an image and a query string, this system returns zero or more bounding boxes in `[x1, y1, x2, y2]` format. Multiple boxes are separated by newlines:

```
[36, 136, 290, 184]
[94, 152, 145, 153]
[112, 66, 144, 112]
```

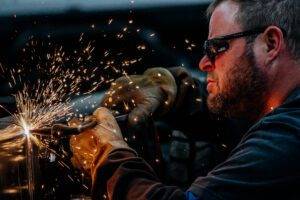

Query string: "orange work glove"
[69, 107, 132, 183]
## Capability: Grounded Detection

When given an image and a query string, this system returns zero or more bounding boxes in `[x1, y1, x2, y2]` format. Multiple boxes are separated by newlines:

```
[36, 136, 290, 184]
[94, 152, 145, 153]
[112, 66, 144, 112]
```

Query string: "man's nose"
[199, 55, 214, 72]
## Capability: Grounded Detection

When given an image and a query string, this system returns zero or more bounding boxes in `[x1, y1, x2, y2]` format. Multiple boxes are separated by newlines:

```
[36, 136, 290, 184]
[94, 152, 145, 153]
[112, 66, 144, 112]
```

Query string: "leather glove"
[69, 107, 131, 179]
[101, 67, 206, 127]
[101, 67, 177, 126]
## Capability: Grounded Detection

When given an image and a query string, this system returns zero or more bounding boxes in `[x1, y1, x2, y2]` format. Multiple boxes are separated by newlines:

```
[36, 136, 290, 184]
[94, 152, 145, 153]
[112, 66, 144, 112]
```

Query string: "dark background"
[0, 0, 211, 117]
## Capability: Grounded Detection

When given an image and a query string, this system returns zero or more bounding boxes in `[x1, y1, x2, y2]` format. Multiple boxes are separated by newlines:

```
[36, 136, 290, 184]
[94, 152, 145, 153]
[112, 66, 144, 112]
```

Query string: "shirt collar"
[282, 86, 300, 105]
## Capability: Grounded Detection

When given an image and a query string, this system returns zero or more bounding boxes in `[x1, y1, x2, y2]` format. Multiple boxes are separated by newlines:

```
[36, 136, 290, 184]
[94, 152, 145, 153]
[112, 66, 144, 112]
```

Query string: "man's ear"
[263, 26, 285, 65]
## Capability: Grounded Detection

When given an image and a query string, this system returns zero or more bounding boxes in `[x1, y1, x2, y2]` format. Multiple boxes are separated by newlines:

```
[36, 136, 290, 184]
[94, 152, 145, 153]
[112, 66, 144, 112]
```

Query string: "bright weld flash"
[24, 127, 30, 136]
[20, 117, 30, 136]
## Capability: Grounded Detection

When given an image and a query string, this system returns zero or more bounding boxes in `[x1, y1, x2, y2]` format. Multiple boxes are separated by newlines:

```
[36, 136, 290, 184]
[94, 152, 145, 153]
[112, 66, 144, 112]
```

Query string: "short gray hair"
[207, 0, 300, 60]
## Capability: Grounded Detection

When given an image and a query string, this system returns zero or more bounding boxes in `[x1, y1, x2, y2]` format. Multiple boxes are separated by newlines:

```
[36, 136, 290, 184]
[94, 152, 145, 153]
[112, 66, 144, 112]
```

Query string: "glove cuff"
[167, 67, 207, 116]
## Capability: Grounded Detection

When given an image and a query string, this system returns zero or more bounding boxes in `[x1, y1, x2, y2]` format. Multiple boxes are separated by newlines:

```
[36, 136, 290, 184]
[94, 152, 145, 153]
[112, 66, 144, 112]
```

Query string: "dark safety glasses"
[203, 27, 267, 61]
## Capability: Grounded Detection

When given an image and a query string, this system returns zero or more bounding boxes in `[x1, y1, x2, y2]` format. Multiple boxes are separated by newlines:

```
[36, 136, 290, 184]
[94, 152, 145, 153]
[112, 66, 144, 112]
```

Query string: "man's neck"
[259, 60, 300, 119]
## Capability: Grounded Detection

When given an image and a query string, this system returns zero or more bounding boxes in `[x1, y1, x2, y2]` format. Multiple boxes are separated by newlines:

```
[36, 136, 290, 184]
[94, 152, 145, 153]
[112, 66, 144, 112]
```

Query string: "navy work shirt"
[188, 87, 300, 199]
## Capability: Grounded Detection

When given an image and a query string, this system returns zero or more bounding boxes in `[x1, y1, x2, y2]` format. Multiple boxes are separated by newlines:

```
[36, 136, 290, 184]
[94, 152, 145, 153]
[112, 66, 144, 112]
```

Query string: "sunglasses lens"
[204, 40, 229, 60]
[204, 41, 217, 60]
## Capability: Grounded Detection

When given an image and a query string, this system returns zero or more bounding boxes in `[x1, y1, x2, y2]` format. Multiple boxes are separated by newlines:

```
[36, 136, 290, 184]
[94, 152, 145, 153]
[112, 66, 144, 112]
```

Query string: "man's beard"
[207, 44, 268, 120]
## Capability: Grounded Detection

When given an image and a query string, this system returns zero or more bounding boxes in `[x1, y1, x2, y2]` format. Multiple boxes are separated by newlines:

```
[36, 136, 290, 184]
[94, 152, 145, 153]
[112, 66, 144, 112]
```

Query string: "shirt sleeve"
[185, 191, 201, 200]
[92, 149, 187, 200]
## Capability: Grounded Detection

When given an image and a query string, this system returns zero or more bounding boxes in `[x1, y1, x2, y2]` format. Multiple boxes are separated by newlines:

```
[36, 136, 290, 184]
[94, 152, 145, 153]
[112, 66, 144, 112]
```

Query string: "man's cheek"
[214, 78, 224, 94]
[218, 68, 231, 92]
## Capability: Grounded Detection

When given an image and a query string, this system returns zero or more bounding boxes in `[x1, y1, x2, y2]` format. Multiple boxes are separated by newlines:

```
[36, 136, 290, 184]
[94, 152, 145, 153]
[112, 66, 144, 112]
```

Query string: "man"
[70, 0, 300, 199]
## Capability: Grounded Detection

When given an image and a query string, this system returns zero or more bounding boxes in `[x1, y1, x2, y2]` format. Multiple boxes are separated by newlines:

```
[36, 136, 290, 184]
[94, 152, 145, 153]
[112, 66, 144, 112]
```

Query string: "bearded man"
[69, 0, 300, 199]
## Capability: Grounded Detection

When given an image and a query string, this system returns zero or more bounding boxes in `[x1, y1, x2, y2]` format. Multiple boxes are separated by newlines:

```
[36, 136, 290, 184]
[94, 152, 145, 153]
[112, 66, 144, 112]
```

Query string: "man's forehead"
[208, 1, 241, 39]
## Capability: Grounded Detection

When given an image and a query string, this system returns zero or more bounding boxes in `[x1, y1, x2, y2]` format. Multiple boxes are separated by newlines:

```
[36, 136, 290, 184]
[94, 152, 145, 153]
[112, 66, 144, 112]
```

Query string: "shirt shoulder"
[246, 88, 300, 140]
[189, 89, 300, 200]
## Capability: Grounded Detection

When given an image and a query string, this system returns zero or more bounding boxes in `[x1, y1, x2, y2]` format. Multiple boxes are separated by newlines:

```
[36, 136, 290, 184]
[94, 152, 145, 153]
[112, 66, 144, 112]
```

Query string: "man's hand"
[69, 107, 130, 177]
[101, 67, 177, 127]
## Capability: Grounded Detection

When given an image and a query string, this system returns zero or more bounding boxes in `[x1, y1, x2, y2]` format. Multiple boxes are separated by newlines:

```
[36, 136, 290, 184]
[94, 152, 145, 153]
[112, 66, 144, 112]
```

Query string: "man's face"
[199, 1, 267, 119]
